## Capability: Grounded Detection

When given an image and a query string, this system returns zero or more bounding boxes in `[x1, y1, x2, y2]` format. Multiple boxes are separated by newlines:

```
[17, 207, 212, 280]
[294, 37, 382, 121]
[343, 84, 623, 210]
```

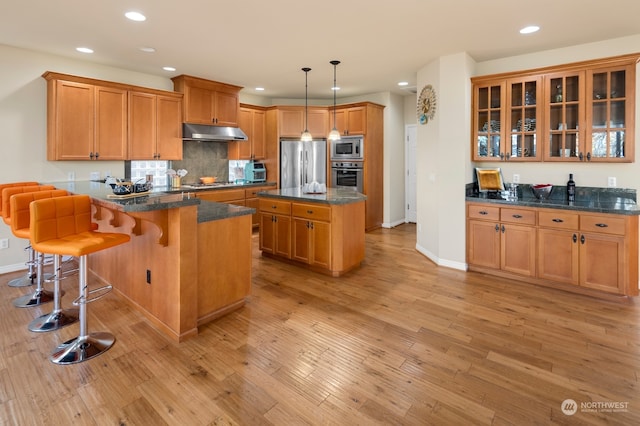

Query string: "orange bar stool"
[10, 190, 79, 332]
[2, 185, 57, 299]
[0, 182, 45, 287]
[29, 195, 130, 364]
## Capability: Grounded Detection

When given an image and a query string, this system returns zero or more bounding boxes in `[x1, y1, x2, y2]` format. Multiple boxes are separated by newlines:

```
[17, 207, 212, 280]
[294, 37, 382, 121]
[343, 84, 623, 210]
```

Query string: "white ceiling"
[2, 0, 640, 100]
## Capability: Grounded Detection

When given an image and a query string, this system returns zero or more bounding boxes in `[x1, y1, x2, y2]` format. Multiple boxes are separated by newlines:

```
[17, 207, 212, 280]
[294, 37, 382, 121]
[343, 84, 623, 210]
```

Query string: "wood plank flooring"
[0, 223, 639, 425]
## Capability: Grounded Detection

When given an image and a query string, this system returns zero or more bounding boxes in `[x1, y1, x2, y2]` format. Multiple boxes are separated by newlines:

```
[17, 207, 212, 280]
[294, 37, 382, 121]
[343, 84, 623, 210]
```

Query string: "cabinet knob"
[494, 224, 499, 232]
[94, 152, 99, 159]
[479, 211, 488, 215]
[572, 234, 577, 243]
[307, 210, 313, 214]
[580, 234, 585, 244]
[579, 152, 584, 161]
[501, 225, 505, 233]
[552, 218, 564, 223]
[89, 152, 94, 159]
[586, 152, 592, 161]
[271, 205, 277, 209]
[512, 214, 522, 219]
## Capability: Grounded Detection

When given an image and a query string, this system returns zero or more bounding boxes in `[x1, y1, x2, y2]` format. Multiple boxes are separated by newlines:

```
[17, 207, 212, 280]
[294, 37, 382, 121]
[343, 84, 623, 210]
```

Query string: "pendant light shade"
[328, 60, 341, 141]
[301, 67, 313, 142]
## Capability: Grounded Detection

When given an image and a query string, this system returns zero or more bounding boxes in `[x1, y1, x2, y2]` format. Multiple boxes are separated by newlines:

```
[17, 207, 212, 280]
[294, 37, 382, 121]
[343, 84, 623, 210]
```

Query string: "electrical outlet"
[608, 177, 617, 187]
[68, 171, 75, 181]
[512, 174, 520, 183]
[0, 238, 8, 249]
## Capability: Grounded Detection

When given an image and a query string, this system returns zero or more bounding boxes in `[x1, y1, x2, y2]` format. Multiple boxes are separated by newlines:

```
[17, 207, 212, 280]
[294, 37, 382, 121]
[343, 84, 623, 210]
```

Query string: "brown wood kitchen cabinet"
[276, 106, 328, 138]
[334, 105, 366, 136]
[172, 74, 242, 127]
[43, 75, 127, 161]
[291, 203, 331, 269]
[128, 91, 183, 160]
[259, 199, 292, 258]
[467, 201, 639, 298]
[471, 53, 638, 163]
[230, 105, 266, 160]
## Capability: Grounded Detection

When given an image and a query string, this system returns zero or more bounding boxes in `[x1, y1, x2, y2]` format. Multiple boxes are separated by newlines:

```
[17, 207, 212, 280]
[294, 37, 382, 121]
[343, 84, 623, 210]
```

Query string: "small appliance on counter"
[244, 161, 267, 183]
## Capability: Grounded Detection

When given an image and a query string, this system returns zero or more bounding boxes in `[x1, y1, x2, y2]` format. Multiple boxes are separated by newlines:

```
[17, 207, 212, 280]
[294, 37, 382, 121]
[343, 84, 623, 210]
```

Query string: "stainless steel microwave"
[330, 136, 363, 160]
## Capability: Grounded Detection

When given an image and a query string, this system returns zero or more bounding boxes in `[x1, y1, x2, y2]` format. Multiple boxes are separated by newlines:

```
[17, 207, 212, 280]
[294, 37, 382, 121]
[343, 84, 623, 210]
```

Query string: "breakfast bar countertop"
[257, 187, 367, 205]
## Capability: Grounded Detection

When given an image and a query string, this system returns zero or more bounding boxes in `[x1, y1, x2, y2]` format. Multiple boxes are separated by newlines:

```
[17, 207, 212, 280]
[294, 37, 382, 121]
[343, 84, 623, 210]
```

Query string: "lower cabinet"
[258, 197, 365, 276]
[467, 202, 639, 297]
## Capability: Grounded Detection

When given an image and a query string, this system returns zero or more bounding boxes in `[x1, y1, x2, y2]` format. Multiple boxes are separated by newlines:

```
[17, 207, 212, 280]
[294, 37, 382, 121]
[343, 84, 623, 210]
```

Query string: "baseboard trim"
[415, 243, 467, 271]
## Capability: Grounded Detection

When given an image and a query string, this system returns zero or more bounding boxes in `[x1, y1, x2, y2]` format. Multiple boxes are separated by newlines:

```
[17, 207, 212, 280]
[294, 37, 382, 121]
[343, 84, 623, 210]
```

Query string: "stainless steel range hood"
[182, 123, 248, 142]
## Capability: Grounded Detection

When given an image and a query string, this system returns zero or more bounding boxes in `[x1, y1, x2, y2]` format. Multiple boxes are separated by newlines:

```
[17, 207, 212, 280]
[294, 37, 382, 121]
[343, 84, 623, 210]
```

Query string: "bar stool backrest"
[2, 185, 56, 224]
[30, 195, 93, 244]
[10, 189, 69, 233]
[0, 182, 39, 217]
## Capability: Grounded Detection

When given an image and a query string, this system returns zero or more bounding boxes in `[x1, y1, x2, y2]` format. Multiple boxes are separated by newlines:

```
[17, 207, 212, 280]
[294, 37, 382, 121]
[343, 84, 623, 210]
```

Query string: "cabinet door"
[543, 71, 585, 161]
[128, 91, 156, 160]
[259, 213, 275, 254]
[579, 232, 625, 294]
[233, 108, 253, 160]
[345, 106, 366, 135]
[472, 81, 506, 161]
[467, 219, 500, 269]
[156, 95, 183, 160]
[274, 215, 291, 258]
[279, 109, 304, 137]
[501, 223, 536, 277]
[252, 109, 266, 159]
[292, 218, 311, 263]
[307, 108, 328, 138]
[505, 76, 542, 161]
[184, 85, 213, 124]
[213, 90, 239, 127]
[585, 65, 635, 162]
[55, 80, 94, 160]
[95, 86, 127, 160]
[310, 220, 331, 268]
[245, 197, 260, 227]
[537, 228, 579, 285]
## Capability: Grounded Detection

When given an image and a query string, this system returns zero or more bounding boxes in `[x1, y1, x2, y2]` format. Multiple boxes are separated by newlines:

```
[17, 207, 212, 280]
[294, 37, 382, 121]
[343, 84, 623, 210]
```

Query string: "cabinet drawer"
[292, 203, 331, 221]
[538, 210, 579, 230]
[580, 214, 627, 235]
[197, 189, 245, 202]
[467, 204, 499, 220]
[500, 208, 536, 225]
[245, 186, 272, 199]
[259, 199, 291, 215]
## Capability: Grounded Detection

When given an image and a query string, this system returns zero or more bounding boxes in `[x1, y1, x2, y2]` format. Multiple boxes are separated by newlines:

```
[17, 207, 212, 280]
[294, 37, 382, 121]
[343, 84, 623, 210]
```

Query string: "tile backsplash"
[170, 141, 229, 184]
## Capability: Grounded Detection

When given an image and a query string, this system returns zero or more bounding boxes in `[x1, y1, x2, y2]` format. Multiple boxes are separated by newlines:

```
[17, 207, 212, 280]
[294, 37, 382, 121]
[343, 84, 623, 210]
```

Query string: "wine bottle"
[567, 173, 576, 202]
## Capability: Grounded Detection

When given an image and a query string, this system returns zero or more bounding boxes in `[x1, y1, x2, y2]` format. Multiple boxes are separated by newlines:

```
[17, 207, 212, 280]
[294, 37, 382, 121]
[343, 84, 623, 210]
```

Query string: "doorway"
[405, 124, 417, 223]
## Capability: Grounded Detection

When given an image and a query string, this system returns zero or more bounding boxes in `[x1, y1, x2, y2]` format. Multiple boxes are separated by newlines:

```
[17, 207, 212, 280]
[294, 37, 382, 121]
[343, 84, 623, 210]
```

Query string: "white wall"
[413, 35, 640, 271]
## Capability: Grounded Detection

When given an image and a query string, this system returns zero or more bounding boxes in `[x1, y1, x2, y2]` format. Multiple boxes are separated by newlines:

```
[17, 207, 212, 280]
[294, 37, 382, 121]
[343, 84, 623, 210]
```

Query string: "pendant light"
[300, 67, 313, 142]
[328, 60, 341, 141]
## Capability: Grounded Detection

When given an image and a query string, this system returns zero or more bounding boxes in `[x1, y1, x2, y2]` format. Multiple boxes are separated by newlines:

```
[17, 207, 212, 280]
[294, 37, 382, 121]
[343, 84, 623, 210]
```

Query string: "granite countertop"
[47, 181, 254, 222]
[258, 187, 367, 205]
[466, 184, 640, 215]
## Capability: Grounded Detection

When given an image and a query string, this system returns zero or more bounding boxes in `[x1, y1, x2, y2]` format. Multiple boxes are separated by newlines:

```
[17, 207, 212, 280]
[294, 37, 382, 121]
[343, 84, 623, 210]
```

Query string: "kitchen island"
[51, 181, 255, 342]
[257, 188, 367, 276]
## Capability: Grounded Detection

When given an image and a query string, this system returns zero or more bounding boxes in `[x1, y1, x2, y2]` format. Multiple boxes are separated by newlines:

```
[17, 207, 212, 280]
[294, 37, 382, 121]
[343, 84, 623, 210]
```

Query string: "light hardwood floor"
[0, 223, 639, 425]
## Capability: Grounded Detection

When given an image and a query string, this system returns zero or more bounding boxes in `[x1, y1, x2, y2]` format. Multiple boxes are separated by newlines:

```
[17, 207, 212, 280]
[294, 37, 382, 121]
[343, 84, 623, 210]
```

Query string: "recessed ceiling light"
[398, 81, 409, 86]
[255, 87, 265, 91]
[125, 11, 146, 22]
[163, 66, 176, 72]
[76, 47, 93, 54]
[140, 47, 156, 53]
[520, 25, 540, 34]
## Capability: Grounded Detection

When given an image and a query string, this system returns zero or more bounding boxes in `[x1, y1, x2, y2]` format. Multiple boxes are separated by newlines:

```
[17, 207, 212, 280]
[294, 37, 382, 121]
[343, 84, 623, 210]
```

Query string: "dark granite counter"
[466, 183, 640, 215]
[48, 181, 254, 222]
[257, 187, 367, 205]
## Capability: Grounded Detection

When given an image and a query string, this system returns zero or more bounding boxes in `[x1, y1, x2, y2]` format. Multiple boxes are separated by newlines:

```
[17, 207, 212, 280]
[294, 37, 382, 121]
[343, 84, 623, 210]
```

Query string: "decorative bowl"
[111, 182, 133, 195]
[199, 176, 216, 184]
[532, 184, 553, 200]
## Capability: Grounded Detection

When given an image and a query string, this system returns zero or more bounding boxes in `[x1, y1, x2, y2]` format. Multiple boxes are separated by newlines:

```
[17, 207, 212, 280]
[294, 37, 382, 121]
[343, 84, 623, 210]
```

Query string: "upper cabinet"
[276, 107, 328, 138]
[43, 71, 183, 161]
[171, 75, 242, 127]
[471, 53, 638, 163]
[334, 105, 366, 135]
[128, 91, 183, 160]
[230, 104, 266, 160]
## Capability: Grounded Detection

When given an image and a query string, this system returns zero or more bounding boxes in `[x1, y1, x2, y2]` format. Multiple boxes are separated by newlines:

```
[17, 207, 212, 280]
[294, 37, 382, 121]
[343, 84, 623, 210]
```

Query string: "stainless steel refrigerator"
[280, 139, 327, 189]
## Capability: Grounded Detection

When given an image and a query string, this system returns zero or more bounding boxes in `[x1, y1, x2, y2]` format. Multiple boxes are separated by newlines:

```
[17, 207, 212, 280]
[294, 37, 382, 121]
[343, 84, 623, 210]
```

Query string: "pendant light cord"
[302, 67, 311, 133]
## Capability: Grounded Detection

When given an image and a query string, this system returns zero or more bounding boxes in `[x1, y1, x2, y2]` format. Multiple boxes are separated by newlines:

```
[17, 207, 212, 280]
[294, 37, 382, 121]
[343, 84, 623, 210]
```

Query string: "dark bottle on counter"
[567, 173, 576, 202]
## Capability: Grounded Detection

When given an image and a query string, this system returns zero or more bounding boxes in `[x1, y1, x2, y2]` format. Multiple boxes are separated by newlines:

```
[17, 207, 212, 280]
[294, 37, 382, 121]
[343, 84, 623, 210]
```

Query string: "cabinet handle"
[494, 224, 499, 232]
[580, 234, 585, 244]
[499, 152, 505, 160]
[307, 210, 313, 214]
[552, 218, 564, 223]
[572, 234, 577, 243]
[479, 211, 488, 215]
[89, 152, 94, 159]
[94, 152, 99, 159]
[595, 223, 608, 228]
[271, 205, 277, 209]
[579, 152, 584, 161]
[512, 214, 522, 219]
[501, 225, 505, 233]
[586, 152, 591, 161]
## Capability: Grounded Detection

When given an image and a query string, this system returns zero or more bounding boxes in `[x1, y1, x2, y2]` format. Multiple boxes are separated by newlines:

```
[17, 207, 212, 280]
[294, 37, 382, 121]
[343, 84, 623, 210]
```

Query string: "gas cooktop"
[180, 182, 237, 189]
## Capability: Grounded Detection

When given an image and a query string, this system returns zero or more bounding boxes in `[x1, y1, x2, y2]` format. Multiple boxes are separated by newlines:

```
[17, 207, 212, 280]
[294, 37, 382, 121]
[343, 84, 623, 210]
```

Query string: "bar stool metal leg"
[50, 255, 115, 365]
[7, 246, 36, 287]
[13, 252, 54, 307]
[28, 254, 79, 332]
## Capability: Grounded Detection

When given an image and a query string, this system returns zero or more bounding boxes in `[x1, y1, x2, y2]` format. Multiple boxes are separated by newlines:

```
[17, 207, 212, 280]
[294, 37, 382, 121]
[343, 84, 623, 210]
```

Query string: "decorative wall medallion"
[417, 84, 437, 125]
